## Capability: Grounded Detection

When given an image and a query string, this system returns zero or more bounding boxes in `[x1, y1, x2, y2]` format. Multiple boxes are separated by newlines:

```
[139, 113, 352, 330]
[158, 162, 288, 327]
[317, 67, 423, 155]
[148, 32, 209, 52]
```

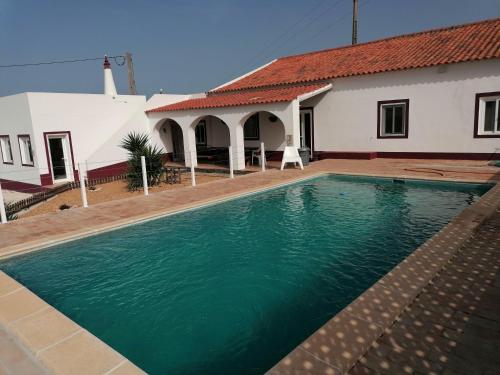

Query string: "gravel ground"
[2, 190, 32, 203]
[19, 173, 225, 219]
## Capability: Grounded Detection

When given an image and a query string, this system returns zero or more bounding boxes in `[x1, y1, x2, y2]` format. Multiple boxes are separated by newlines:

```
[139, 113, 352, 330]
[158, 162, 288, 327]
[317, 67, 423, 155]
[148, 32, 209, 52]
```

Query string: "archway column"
[183, 126, 198, 168]
[278, 100, 301, 149]
[229, 125, 246, 170]
[290, 100, 301, 148]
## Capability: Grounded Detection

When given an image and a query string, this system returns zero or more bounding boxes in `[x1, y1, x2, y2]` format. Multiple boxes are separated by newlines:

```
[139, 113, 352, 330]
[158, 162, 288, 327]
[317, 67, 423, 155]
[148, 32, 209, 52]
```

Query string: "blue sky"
[0, 0, 498, 97]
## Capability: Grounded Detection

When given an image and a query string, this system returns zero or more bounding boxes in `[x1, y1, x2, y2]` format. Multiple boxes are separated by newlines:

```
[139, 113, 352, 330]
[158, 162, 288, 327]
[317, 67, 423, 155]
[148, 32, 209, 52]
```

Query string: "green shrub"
[120, 132, 164, 191]
[5, 202, 17, 221]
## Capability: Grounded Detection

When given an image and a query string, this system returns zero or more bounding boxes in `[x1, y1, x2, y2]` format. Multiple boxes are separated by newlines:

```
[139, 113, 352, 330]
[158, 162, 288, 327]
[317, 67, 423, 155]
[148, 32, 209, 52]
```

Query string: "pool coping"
[0, 170, 497, 374]
[0, 172, 326, 260]
[0, 171, 493, 261]
[0, 172, 325, 375]
[266, 180, 500, 374]
[0, 271, 146, 375]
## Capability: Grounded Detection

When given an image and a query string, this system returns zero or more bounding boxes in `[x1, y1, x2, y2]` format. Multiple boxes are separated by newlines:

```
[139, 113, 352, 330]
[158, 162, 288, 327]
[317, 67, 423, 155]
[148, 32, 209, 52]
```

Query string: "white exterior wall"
[26, 93, 147, 176]
[244, 112, 286, 151]
[206, 117, 230, 147]
[148, 93, 205, 150]
[148, 101, 297, 169]
[304, 60, 500, 154]
[0, 94, 40, 186]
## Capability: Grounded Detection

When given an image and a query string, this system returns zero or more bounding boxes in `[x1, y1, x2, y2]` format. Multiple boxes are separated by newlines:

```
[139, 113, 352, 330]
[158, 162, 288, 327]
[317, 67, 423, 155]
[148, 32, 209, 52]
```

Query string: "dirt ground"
[20, 173, 225, 219]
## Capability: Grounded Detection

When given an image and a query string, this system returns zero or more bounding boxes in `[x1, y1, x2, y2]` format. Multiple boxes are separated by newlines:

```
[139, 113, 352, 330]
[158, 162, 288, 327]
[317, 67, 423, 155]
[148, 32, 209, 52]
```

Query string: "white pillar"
[190, 150, 196, 186]
[260, 142, 266, 172]
[184, 126, 198, 168]
[78, 163, 88, 208]
[291, 100, 301, 148]
[141, 156, 149, 196]
[229, 125, 246, 170]
[0, 182, 7, 224]
[283, 100, 302, 149]
[228, 146, 234, 178]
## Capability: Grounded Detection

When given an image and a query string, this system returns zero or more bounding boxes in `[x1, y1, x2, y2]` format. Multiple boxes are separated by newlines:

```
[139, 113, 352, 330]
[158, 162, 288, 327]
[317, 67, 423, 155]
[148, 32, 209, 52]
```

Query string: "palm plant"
[120, 132, 164, 191]
[120, 132, 149, 154]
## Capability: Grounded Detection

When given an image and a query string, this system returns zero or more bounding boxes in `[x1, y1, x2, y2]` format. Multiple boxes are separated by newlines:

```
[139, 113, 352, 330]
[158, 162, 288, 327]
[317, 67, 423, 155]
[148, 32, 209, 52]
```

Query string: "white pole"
[190, 150, 196, 186]
[141, 155, 149, 196]
[260, 142, 266, 172]
[0, 182, 7, 224]
[78, 163, 88, 208]
[228, 145, 234, 179]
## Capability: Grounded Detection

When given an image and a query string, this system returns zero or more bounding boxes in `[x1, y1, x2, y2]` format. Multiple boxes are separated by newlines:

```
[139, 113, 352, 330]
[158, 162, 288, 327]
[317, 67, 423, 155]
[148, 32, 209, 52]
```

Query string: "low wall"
[316, 151, 498, 161]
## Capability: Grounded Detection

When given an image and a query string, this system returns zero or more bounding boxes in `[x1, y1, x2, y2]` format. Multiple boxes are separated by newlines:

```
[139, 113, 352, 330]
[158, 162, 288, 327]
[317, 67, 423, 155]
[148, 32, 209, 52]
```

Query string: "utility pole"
[125, 52, 137, 95]
[352, 0, 358, 45]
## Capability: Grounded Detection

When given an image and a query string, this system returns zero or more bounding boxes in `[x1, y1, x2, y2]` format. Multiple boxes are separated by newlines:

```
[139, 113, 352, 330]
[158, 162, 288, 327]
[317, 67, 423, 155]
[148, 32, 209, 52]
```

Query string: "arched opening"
[242, 111, 286, 166]
[156, 119, 184, 162]
[192, 115, 230, 166]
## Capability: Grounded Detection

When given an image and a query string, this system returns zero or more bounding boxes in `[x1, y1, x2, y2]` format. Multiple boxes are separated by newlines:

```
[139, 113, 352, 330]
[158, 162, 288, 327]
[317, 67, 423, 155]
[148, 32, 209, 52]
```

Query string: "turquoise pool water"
[0, 175, 490, 374]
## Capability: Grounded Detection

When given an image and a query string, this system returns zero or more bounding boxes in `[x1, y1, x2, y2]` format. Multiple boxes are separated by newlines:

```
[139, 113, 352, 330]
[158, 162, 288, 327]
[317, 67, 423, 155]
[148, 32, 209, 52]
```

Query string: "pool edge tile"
[0, 287, 46, 326]
[0, 271, 146, 375]
[37, 330, 125, 375]
[0, 272, 24, 297]
[106, 360, 146, 375]
[9, 307, 81, 355]
[299, 310, 384, 373]
[267, 346, 342, 375]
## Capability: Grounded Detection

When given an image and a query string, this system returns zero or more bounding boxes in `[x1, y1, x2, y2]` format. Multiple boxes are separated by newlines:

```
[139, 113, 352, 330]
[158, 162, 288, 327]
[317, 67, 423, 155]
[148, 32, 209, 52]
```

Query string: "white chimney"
[103, 55, 117, 95]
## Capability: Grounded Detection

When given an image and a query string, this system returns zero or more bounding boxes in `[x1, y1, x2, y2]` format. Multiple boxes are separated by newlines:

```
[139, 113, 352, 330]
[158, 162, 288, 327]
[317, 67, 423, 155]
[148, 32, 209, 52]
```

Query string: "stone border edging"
[267, 182, 500, 374]
[0, 171, 497, 374]
[0, 173, 326, 260]
[0, 271, 146, 375]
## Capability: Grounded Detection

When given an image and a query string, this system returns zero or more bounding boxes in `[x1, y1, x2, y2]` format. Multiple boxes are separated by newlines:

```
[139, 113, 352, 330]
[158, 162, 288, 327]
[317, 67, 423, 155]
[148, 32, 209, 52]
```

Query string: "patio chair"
[280, 146, 304, 170]
[251, 147, 266, 166]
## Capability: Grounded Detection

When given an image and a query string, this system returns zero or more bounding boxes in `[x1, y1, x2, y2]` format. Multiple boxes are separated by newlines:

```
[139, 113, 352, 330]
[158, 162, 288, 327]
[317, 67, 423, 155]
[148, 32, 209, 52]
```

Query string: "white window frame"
[477, 95, 500, 135]
[18, 135, 34, 166]
[0, 135, 14, 164]
[379, 101, 408, 138]
[46, 133, 74, 182]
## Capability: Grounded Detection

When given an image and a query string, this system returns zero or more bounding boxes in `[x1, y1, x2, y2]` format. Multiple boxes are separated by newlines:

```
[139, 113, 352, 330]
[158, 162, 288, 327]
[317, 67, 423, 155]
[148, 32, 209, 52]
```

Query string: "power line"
[234, 0, 370, 80]
[0, 55, 125, 68]
[292, 0, 371, 50]
[241, 0, 330, 71]
[238, 0, 345, 76]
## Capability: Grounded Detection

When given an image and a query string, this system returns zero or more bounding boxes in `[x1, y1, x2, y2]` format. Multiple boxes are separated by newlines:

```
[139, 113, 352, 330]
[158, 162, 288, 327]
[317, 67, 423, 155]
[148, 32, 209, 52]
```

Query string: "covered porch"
[146, 83, 331, 170]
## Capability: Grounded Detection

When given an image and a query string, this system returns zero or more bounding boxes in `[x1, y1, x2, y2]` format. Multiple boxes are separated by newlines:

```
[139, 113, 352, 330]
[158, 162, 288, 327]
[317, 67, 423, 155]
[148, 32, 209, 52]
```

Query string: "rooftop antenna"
[125, 52, 137, 95]
[352, 0, 358, 45]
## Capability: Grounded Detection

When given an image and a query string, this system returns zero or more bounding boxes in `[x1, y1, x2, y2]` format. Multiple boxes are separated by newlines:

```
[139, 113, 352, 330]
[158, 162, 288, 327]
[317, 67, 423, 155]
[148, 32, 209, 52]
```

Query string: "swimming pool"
[0, 175, 491, 374]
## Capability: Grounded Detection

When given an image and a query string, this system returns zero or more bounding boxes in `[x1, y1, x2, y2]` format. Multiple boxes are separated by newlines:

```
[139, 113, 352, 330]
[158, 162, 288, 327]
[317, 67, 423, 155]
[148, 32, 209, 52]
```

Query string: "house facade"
[0, 58, 187, 192]
[0, 91, 147, 192]
[146, 18, 500, 169]
[2, 19, 499, 192]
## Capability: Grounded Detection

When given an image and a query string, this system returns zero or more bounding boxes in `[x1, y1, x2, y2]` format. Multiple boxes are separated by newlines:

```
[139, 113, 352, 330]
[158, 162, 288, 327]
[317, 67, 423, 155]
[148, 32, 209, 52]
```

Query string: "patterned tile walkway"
[350, 208, 500, 375]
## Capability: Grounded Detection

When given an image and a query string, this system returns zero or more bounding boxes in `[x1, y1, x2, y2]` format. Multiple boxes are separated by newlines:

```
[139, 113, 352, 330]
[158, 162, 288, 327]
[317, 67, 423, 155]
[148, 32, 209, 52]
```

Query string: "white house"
[146, 18, 500, 170]
[0, 57, 188, 192]
[2, 19, 499, 192]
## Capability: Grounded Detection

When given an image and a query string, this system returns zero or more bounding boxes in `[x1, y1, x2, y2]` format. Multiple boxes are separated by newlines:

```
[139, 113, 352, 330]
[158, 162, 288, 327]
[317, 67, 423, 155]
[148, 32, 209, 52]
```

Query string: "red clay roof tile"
[214, 18, 500, 93]
[147, 83, 329, 112]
